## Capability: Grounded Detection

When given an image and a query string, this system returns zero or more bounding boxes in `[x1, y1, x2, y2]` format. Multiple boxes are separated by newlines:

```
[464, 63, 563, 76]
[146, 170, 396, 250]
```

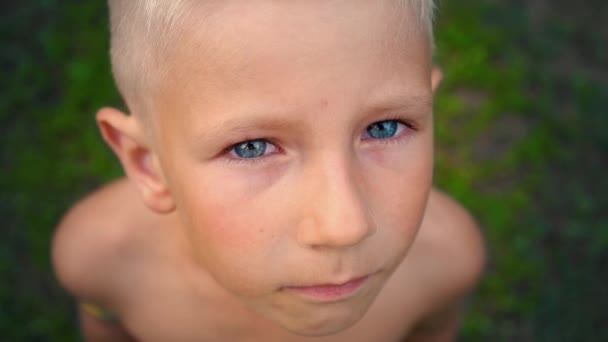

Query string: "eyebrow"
[196, 94, 433, 145]
[365, 94, 433, 117]
[195, 113, 309, 145]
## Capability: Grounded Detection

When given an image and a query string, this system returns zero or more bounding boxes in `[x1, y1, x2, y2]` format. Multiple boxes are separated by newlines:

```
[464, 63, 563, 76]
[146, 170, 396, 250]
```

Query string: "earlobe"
[96, 107, 176, 214]
[431, 67, 443, 93]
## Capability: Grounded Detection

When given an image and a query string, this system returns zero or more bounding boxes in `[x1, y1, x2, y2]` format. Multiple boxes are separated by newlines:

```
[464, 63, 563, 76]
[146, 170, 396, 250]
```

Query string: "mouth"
[281, 272, 376, 302]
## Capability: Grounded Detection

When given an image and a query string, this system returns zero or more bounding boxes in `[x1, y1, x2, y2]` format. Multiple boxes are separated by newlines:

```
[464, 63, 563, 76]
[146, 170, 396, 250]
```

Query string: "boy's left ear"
[431, 67, 443, 93]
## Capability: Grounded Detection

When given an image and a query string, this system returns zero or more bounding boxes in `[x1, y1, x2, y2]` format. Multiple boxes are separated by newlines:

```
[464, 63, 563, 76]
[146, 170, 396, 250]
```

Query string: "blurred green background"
[1, 0, 607, 341]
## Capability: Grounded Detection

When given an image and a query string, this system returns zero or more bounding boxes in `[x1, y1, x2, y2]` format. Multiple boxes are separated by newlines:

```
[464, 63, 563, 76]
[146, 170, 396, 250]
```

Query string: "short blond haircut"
[108, 0, 436, 117]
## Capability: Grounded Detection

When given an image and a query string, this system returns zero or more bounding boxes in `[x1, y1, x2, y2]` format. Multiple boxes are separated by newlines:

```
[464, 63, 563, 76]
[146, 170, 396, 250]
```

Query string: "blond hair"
[108, 0, 436, 117]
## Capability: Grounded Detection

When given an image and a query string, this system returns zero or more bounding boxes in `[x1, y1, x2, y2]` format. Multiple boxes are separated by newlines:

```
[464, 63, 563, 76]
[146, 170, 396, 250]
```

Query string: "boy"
[52, 1, 486, 341]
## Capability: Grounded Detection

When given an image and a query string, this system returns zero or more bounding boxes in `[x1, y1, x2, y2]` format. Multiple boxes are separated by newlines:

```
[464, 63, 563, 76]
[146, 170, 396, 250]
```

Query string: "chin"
[279, 307, 367, 337]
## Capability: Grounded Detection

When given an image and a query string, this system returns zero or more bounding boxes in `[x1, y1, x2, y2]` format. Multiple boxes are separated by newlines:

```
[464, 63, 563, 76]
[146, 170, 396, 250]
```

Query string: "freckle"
[320, 98, 329, 108]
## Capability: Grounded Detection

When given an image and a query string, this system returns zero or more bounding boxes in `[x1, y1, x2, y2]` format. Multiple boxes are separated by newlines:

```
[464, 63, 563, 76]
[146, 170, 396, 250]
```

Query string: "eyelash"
[222, 115, 416, 165]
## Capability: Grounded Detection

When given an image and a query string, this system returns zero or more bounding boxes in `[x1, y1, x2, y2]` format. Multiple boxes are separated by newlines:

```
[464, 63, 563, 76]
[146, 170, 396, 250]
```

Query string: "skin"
[53, 1, 486, 341]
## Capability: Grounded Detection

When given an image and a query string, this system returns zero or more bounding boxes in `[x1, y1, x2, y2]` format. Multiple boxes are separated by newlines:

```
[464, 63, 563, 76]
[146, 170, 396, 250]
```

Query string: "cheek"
[185, 190, 269, 258]
[172, 167, 286, 293]
[367, 139, 433, 239]
[176, 164, 274, 243]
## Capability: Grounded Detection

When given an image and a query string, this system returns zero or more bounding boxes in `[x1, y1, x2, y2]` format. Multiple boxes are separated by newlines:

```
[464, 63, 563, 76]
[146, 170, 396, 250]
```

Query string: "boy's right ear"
[96, 107, 175, 214]
[431, 67, 443, 93]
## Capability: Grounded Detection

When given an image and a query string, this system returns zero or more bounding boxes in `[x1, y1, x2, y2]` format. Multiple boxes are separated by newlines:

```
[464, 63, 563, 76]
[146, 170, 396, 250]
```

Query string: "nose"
[296, 155, 376, 249]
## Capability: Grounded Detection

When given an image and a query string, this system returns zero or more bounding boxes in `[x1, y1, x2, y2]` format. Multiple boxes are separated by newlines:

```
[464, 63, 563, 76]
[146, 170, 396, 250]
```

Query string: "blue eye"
[233, 140, 267, 158]
[229, 139, 279, 160]
[366, 120, 400, 139]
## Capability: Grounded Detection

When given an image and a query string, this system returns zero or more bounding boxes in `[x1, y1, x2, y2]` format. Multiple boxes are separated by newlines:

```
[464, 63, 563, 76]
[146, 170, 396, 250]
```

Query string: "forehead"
[157, 1, 432, 128]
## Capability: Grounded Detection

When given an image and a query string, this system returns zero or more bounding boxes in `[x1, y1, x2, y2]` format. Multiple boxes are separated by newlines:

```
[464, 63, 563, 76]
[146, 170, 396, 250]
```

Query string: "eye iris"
[367, 120, 398, 139]
[235, 140, 266, 158]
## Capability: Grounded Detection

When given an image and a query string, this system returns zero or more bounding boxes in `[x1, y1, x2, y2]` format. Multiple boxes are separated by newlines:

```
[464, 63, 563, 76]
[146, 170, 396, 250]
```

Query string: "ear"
[431, 67, 443, 93]
[96, 107, 175, 214]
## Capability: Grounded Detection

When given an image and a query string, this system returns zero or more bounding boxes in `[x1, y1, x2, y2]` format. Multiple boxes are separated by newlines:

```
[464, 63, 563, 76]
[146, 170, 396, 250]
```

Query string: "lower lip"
[283, 275, 372, 301]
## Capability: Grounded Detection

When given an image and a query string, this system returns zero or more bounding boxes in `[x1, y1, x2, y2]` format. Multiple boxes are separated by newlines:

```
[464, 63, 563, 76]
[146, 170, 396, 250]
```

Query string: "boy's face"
[152, 1, 436, 336]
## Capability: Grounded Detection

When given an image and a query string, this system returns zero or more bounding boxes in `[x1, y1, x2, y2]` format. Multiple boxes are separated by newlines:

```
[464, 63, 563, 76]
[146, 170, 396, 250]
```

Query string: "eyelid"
[219, 116, 417, 165]
[361, 116, 416, 141]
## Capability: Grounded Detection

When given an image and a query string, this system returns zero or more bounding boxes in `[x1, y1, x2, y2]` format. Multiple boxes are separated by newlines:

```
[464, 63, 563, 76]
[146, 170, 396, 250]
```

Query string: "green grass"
[434, 1, 608, 340]
[2, 1, 606, 341]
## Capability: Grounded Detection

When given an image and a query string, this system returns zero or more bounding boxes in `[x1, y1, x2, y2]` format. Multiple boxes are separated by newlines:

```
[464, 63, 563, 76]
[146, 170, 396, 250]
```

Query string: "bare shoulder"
[400, 188, 486, 317]
[420, 188, 487, 286]
[51, 178, 152, 305]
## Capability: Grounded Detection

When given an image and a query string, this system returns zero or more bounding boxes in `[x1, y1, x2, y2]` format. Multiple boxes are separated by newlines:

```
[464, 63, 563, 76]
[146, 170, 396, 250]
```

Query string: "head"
[99, 0, 441, 336]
